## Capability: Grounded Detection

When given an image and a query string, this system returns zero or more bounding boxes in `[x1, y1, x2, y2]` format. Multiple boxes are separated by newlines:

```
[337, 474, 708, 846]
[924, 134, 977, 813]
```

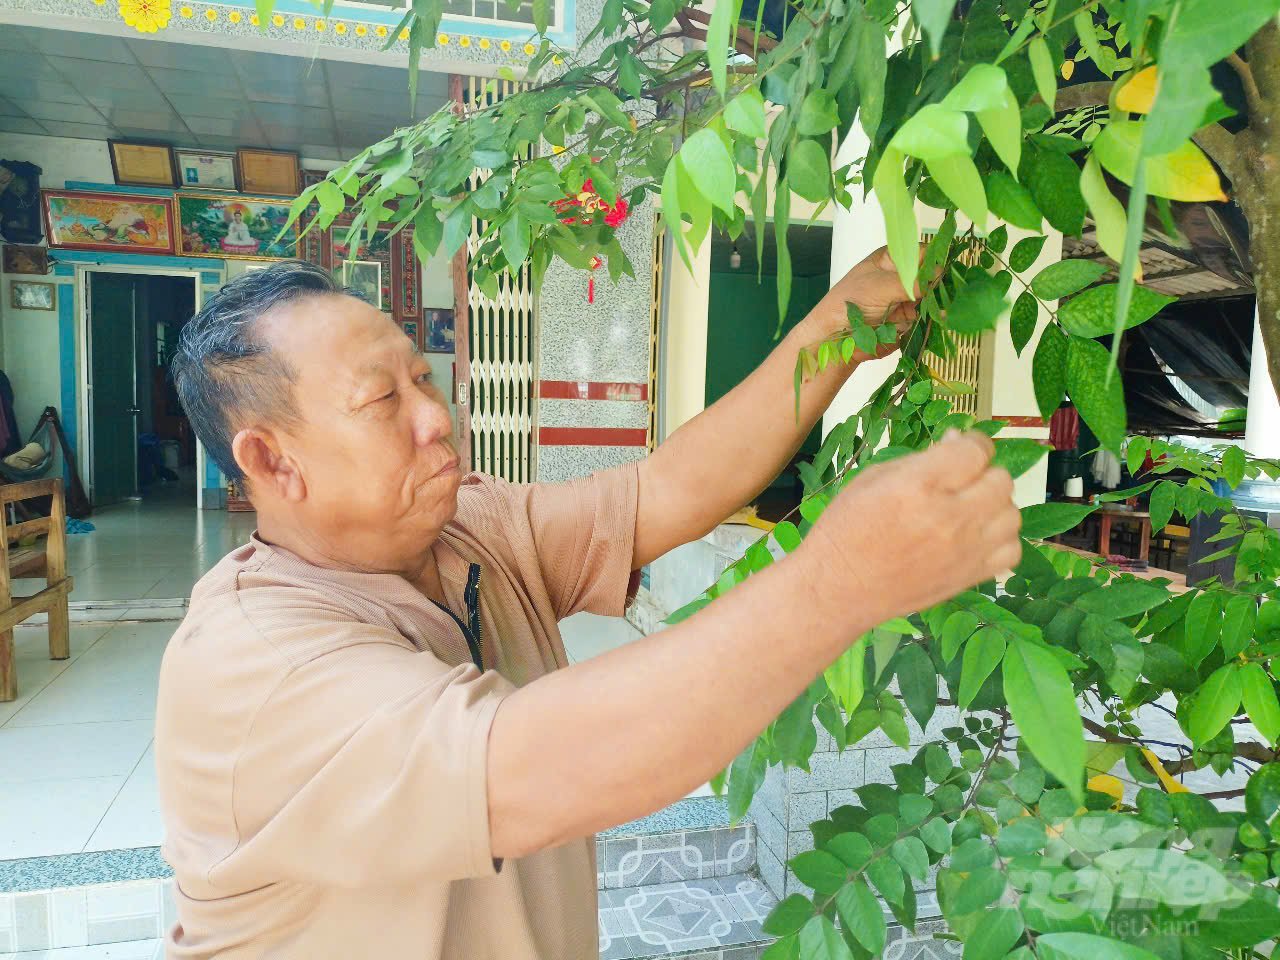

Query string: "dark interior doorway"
[86, 271, 198, 509]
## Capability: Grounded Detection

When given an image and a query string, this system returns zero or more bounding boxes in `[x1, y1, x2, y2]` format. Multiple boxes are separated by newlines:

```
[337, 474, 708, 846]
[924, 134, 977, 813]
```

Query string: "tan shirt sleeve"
[213, 629, 513, 890]
[512, 460, 641, 621]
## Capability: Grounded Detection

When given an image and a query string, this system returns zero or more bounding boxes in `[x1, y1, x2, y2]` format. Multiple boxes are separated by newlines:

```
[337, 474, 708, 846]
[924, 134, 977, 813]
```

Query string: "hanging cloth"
[0, 370, 20, 458]
[1048, 407, 1080, 451]
[1092, 449, 1122, 489]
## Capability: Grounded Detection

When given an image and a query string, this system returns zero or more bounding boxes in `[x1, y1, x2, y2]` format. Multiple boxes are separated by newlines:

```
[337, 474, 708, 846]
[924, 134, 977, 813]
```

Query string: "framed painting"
[330, 222, 393, 312]
[176, 193, 297, 260]
[236, 148, 300, 197]
[2, 244, 48, 274]
[424, 308, 455, 353]
[174, 149, 238, 191]
[400, 319, 421, 351]
[108, 141, 177, 188]
[10, 280, 55, 311]
[43, 189, 175, 254]
[341, 260, 382, 305]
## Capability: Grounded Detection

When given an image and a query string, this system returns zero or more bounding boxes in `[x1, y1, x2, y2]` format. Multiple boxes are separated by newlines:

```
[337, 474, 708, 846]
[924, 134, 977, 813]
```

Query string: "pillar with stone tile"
[533, 202, 657, 483]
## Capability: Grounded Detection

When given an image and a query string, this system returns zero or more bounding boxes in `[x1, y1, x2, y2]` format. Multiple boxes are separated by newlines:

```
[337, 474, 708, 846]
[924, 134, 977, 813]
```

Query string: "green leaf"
[874, 148, 919, 301]
[1222, 594, 1257, 659]
[825, 636, 868, 715]
[986, 225, 1008, 255]
[996, 817, 1048, 857]
[1247, 763, 1280, 820]
[706, 0, 743, 95]
[914, 0, 958, 56]
[1032, 324, 1069, 421]
[1010, 292, 1038, 357]
[799, 915, 855, 960]
[1031, 260, 1108, 301]
[1009, 236, 1047, 274]
[993, 438, 1049, 479]
[1029, 37, 1056, 111]
[1093, 120, 1228, 203]
[1241, 663, 1280, 746]
[765, 894, 815, 937]
[725, 87, 767, 139]
[727, 741, 766, 820]
[836, 881, 887, 953]
[892, 836, 930, 881]
[828, 832, 874, 871]
[940, 610, 979, 663]
[1025, 148, 1086, 236]
[1184, 591, 1222, 667]
[1057, 283, 1175, 338]
[1037, 932, 1164, 960]
[986, 173, 1042, 232]
[1003, 637, 1085, 803]
[1197, 893, 1280, 949]
[1079, 615, 1144, 698]
[680, 128, 737, 213]
[854, 8, 888, 140]
[959, 626, 1006, 709]
[1223, 445, 1247, 489]
[950, 866, 1006, 914]
[499, 212, 530, 269]
[1080, 156, 1129, 266]
[774, 521, 803, 553]
[797, 90, 840, 136]
[1188, 663, 1243, 744]
[789, 139, 833, 204]
[1149, 481, 1176, 533]
[254, 0, 274, 31]
[791, 850, 849, 895]
[900, 794, 933, 826]
[866, 856, 906, 905]
[920, 818, 952, 853]
[964, 907, 1025, 960]
[948, 272, 1007, 334]
[977, 89, 1023, 176]
[1093, 848, 1245, 909]
[1021, 501, 1096, 540]
[896, 644, 938, 730]
[1076, 580, 1168, 619]
[928, 153, 988, 228]
[1067, 336, 1126, 451]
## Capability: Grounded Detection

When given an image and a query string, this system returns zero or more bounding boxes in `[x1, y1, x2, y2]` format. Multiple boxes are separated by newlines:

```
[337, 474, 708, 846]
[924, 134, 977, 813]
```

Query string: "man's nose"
[407, 385, 453, 447]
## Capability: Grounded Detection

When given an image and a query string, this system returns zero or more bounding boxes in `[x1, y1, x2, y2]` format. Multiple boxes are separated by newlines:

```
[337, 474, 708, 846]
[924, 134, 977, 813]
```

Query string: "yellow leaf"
[1115, 66, 1157, 114]
[1094, 120, 1229, 203]
[1140, 747, 1190, 794]
[1087, 773, 1125, 808]
[1061, 59, 1075, 81]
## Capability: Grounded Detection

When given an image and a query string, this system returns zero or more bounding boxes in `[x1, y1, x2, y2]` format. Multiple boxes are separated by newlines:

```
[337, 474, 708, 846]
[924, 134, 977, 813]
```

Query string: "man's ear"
[232, 428, 306, 503]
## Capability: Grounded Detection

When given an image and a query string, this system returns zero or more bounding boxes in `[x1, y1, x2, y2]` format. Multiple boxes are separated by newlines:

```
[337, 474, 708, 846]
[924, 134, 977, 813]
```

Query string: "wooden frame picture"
[176, 192, 298, 260]
[108, 141, 177, 189]
[236, 148, 300, 196]
[2, 244, 48, 275]
[174, 148, 239, 191]
[341, 260, 382, 306]
[401, 319, 421, 351]
[43, 189, 176, 254]
[423, 308, 455, 353]
[10, 280, 55, 311]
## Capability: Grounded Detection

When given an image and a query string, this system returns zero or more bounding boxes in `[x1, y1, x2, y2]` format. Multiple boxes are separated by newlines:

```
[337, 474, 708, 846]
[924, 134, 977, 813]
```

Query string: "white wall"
[661, 239, 711, 438]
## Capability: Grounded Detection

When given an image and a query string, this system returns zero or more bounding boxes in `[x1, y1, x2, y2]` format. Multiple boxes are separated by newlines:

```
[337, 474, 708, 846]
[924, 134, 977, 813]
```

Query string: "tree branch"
[1052, 81, 1114, 112]
[678, 7, 778, 51]
[674, 10, 761, 58]
[1193, 123, 1246, 188]
[1227, 52, 1266, 120]
[644, 64, 757, 100]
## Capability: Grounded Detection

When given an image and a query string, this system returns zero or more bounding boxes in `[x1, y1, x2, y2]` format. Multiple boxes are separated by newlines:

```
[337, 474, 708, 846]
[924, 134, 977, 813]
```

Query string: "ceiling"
[0, 24, 451, 160]
[711, 222, 833, 278]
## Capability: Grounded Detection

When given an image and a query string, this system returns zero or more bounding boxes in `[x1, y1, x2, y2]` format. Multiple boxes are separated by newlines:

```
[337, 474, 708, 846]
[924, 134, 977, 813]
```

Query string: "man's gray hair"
[172, 259, 351, 484]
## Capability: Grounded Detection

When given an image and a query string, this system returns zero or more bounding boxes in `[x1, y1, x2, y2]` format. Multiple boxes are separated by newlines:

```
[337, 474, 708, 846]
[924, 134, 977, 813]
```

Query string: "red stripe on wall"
[995, 415, 1047, 428]
[538, 427, 649, 446]
[538, 380, 648, 401]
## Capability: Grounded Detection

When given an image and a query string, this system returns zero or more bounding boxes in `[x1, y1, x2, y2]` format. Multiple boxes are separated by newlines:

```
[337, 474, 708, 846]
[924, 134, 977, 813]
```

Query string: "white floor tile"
[2, 939, 162, 959]
[5, 624, 175, 728]
[560, 611, 644, 663]
[83, 745, 162, 853]
[0, 626, 116, 728]
[0, 777, 125, 859]
[0, 722, 152, 784]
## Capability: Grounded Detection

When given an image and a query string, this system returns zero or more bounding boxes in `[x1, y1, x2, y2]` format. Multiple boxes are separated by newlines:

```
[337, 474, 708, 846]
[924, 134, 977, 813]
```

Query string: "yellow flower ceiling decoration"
[334, 22, 347, 34]
[315, 18, 326, 30]
[292, 16, 305, 28]
[478, 37, 490, 49]
[355, 23, 367, 35]
[118, 0, 170, 32]
[272, 12, 284, 26]
[204, 7, 216, 19]
[438, 33, 450, 44]
[227, 8, 240, 21]
[178, 3, 191, 14]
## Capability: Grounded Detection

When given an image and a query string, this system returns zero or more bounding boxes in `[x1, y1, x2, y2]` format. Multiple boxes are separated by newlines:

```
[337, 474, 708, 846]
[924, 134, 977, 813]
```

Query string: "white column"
[661, 240, 712, 439]
[1245, 312, 1280, 458]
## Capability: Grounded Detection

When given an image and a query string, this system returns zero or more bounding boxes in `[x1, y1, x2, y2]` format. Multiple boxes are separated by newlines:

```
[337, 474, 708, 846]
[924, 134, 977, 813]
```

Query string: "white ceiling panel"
[1, 24, 457, 162]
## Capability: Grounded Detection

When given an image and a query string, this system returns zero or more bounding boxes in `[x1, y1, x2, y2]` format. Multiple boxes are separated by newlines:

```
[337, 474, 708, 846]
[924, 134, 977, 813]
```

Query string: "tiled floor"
[3, 944, 163, 960]
[599, 877, 771, 959]
[12, 495, 256, 605]
[0, 607, 647, 862]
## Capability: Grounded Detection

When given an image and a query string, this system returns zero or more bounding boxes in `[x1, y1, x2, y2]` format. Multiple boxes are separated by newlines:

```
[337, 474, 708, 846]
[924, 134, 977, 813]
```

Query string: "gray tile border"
[713, 826, 753, 877]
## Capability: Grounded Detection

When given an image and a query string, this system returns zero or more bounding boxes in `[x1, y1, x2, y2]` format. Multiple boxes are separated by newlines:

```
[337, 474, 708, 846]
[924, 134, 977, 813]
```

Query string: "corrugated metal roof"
[1062, 227, 1254, 300]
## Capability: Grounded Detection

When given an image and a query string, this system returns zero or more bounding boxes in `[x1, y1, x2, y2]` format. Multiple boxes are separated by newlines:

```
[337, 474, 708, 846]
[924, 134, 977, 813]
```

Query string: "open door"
[87, 273, 140, 506]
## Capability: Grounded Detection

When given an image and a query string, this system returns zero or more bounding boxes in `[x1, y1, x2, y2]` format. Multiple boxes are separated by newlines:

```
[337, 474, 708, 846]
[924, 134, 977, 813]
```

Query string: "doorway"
[82, 270, 199, 510]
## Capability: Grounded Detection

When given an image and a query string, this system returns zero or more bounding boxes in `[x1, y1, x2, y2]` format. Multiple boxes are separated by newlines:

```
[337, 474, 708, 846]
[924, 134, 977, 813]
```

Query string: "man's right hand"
[803, 431, 1022, 627]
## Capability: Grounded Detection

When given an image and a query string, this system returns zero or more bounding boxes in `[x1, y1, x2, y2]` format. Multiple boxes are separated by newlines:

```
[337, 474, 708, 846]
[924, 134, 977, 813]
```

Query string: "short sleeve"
[215, 631, 514, 889]
[514, 460, 640, 621]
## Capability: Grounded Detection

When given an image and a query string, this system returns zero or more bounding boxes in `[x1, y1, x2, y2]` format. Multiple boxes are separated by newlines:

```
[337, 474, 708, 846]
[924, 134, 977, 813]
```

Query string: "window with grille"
[334, 0, 561, 30]
[921, 227, 987, 417]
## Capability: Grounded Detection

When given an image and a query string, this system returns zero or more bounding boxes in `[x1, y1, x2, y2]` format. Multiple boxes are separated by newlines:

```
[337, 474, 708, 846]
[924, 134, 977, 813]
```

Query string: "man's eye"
[416, 373, 433, 385]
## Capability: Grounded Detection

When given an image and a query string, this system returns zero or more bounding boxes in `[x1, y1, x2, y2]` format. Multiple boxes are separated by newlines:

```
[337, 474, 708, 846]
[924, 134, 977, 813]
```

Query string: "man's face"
[255, 293, 459, 572]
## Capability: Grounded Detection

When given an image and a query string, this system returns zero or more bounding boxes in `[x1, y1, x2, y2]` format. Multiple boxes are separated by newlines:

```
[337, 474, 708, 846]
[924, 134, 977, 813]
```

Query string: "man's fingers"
[916, 431, 995, 493]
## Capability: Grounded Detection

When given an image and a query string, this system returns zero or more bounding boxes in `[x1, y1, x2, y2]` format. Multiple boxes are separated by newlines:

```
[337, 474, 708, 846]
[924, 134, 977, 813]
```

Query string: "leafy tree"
[266, 0, 1280, 957]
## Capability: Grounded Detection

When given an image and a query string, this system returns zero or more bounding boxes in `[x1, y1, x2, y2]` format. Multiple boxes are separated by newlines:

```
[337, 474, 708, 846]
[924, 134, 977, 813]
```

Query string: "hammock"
[0, 419, 54, 482]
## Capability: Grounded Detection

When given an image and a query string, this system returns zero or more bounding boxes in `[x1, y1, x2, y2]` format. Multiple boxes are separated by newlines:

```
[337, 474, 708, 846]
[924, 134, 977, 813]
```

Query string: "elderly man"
[157, 255, 1019, 959]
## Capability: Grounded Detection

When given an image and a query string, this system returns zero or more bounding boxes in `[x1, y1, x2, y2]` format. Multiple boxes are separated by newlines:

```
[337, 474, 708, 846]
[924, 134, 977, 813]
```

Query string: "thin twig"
[1227, 52, 1266, 119]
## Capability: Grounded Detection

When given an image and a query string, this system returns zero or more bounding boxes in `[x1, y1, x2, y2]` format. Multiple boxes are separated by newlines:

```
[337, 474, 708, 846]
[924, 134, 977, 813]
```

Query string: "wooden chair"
[1, 479, 73, 702]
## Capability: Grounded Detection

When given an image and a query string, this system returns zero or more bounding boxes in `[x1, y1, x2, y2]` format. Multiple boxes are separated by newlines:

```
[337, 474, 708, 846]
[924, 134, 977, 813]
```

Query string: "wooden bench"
[1, 479, 73, 701]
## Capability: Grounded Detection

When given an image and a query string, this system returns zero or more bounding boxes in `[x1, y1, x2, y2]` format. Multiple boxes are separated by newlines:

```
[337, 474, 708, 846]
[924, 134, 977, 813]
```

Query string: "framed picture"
[176, 192, 297, 260]
[400, 319, 420, 350]
[108, 141, 177, 188]
[341, 260, 382, 305]
[43, 189, 176, 254]
[10, 280, 55, 311]
[236, 148, 300, 197]
[330, 222, 393, 312]
[423, 308, 455, 353]
[2, 244, 48, 274]
[174, 149, 238, 191]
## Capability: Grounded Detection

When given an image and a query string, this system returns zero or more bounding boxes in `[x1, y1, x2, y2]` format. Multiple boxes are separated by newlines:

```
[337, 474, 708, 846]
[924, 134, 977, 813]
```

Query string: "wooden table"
[1097, 507, 1152, 561]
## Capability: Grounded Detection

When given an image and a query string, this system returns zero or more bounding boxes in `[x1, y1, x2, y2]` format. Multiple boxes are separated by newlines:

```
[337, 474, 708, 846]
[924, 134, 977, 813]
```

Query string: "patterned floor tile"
[607, 878, 765, 956]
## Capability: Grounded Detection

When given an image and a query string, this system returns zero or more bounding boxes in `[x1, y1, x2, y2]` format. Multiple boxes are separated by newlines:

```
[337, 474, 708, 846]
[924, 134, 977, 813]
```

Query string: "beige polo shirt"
[154, 463, 639, 959]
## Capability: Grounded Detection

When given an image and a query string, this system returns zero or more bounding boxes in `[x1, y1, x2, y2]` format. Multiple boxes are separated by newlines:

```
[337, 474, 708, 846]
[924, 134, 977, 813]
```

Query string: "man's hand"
[807, 246, 920, 360]
[802, 431, 1021, 627]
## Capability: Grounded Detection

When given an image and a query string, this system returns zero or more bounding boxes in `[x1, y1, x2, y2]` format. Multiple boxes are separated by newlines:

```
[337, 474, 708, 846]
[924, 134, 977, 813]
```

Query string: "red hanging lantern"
[552, 176, 631, 304]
